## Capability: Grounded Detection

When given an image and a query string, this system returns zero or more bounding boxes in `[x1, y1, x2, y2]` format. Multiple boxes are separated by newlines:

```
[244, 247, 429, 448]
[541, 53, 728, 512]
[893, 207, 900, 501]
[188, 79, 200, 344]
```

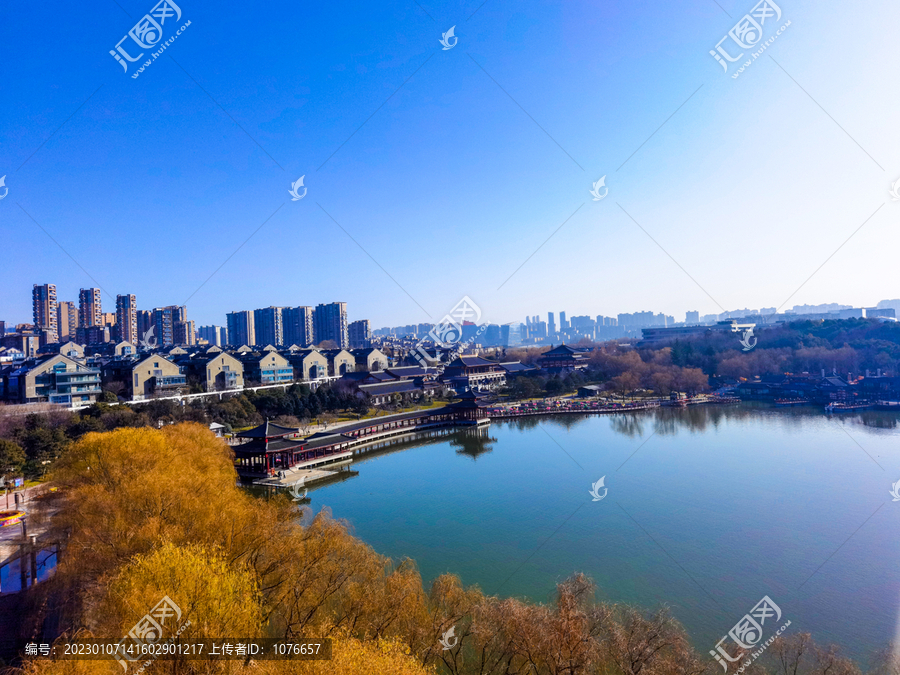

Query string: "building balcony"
[55, 368, 101, 380]
[56, 374, 101, 384]
[54, 386, 102, 395]
[153, 376, 187, 388]
[63, 380, 97, 388]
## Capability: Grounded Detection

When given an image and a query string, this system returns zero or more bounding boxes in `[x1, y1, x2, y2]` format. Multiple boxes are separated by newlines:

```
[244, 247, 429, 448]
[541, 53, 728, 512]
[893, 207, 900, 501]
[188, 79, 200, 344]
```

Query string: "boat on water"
[775, 398, 808, 407]
[709, 396, 741, 405]
[824, 401, 874, 413]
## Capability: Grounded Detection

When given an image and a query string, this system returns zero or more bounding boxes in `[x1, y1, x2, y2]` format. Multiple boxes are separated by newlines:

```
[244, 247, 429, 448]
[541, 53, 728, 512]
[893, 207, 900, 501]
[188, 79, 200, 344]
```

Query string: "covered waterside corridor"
[236, 404, 487, 480]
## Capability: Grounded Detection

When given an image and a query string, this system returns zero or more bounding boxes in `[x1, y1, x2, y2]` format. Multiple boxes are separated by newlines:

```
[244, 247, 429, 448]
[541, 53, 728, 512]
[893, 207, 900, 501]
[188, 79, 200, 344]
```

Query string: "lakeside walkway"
[487, 400, 661, 418]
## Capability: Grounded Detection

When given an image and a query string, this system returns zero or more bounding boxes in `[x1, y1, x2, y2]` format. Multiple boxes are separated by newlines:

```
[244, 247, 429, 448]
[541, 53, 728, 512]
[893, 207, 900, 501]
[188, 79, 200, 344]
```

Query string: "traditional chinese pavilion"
[444, 389, 492, 423]
[537, 344, 588, 372]
[232, 421, 306, 477]
[440, 355, 506, 392]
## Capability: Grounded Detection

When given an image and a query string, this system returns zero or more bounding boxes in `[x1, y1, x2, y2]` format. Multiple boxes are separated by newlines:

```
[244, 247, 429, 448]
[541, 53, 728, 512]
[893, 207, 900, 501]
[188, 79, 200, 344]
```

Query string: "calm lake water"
[299, 405, 900, 664]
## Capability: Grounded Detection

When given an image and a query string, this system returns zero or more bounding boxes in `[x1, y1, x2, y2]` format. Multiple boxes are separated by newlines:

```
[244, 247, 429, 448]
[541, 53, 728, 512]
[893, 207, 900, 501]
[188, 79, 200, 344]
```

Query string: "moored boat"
[775, 398, 808, 407]
[824, 402, 874, 412]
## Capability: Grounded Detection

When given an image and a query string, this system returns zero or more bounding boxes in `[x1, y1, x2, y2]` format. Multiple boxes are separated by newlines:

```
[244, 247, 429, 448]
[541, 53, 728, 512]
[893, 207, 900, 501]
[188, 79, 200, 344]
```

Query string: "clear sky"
[1, 0, 898, 329]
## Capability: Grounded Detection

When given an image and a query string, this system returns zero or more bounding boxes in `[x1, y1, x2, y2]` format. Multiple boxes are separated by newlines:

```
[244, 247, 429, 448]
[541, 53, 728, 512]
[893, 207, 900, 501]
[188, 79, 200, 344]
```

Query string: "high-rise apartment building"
[58, 301, 77, 341]
[137, 310, 152, 343]
[253, 307, 284, 346]
[199, 325, 228, 346]
[32, 284, 58, 344]
[569, 316, 594, 333]
[83, 326, 111, 345]
[685, 311, 700, 325]
[548, 312, 556, 335]
[150, 306, 187, 348]
[348, 319, 370, 349]
[226, 311, 256, 347]
[283, 306, 314, 347]
[559, 311, 568, 332]
[526, 320, 547, 339]
[313, 302, 348, 348]
[151, 307, 174, 348]
[79, 288, 102, 329]
[174, 319, 196, 346]
[116, 294, 138, 344]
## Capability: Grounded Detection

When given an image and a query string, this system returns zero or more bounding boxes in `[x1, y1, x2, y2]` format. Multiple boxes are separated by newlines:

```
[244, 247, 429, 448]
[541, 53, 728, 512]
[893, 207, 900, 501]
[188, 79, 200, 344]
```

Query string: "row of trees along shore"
[3, 318, 899, 479]
[499, 317, 900, 393]
[10, 423, 899, 674]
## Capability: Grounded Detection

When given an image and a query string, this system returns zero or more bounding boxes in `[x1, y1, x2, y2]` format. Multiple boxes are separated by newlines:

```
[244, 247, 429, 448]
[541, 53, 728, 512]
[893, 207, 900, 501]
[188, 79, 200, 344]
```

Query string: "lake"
[299, 405, 900, 664]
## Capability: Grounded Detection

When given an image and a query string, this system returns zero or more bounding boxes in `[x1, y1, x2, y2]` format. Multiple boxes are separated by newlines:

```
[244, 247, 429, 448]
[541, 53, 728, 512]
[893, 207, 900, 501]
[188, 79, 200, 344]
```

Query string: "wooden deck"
[253, 461, 354, 488]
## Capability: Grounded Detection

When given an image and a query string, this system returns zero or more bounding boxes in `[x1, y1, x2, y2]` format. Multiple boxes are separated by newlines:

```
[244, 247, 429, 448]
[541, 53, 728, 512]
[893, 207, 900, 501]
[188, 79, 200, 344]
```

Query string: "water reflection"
[501, 403, 900, 439]
[0, 545, 57, 594]
[449, 427, 497, 461]
[637, 404, 900, 435]
[608, 413, 648, 438]
[507, 414, 594, 433]
[854, 412, 899, 430]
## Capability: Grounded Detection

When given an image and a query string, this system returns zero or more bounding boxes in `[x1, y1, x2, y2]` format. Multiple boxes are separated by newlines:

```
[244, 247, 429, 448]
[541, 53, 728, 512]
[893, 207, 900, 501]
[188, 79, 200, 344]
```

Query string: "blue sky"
[1, 0, 898, 329]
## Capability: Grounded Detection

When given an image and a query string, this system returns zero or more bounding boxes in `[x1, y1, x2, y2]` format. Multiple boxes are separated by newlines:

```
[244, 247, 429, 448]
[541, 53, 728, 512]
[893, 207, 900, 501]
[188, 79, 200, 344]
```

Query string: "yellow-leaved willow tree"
[25, 423, 438, 675]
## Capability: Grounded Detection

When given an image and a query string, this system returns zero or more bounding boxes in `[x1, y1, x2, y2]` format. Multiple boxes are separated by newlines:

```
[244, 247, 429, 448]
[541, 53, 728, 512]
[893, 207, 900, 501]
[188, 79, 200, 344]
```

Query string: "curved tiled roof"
[236, 421, 301, 439]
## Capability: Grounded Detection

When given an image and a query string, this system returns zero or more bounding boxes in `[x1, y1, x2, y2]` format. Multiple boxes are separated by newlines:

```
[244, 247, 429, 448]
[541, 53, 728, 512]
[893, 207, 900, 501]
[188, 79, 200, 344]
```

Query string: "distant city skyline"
[7, 278, 899, 337]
